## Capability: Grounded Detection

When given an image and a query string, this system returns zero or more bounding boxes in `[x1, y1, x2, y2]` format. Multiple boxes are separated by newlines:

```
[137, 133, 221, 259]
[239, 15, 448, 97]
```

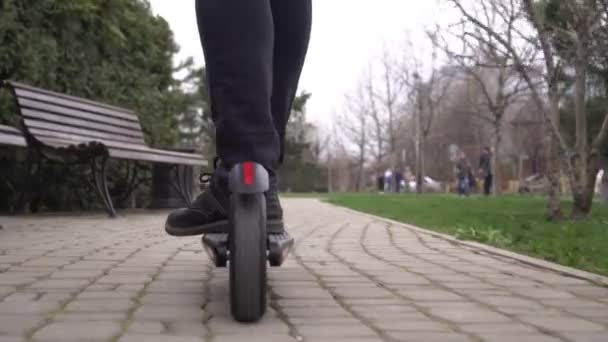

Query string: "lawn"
[326, 193, 608, 276]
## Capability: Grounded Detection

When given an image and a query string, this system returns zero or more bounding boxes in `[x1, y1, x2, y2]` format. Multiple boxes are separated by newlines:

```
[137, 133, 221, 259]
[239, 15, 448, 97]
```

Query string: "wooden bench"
[1, 80, 206, 217]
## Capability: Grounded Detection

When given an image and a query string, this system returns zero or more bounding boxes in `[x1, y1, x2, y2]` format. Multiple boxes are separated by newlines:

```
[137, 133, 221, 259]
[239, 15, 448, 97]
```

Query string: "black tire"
[229, 193, 267, 322]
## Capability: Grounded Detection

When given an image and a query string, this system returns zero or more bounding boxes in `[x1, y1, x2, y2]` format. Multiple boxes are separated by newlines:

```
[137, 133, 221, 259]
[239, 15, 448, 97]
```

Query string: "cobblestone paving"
[1, 199, 608, 342]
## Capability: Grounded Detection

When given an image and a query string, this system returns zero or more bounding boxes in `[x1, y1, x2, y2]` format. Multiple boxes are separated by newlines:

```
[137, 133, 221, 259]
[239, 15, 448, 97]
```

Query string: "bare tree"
[448, 0, 608, 219]
[374, 49, 407, 173]
[362, 66, 386, 179]
[411, 52, 455, 193]
[339, 87, 369, 191]
[435, 11, 534, 195]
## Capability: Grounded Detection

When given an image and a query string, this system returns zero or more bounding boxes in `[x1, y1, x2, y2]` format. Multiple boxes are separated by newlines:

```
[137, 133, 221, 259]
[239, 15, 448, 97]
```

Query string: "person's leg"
[269, 0, 312, 163]
[166, 0, 279, 236]
[198, 0, 277, 170]
[484, 174, 492, 196]
[244, 0, 310, 228]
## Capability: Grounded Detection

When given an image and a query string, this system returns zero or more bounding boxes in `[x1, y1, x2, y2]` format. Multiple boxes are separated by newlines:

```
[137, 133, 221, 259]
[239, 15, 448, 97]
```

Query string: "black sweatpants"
[195, 0, 312, 172]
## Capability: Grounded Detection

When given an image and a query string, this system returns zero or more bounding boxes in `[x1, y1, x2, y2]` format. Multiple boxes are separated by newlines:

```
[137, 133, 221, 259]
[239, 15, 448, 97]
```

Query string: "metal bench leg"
[169, 164, 193, 206]
[91, 155, 116, 218]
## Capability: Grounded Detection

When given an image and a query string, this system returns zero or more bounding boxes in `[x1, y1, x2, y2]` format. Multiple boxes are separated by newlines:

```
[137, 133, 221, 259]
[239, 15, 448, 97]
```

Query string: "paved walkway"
[1, 199, 607, 342]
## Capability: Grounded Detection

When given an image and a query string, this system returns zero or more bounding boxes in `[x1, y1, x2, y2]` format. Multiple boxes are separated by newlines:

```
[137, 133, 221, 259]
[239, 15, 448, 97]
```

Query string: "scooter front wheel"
[229, 192, 267, 322]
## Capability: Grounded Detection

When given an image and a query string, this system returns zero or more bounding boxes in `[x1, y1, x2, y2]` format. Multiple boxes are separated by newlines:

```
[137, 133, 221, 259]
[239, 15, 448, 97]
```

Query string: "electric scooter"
[201, 162, 294, 322]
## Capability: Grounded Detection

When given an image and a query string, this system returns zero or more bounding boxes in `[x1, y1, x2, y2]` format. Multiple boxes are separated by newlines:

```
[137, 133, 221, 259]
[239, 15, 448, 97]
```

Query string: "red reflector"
[243, 162, 255, 186]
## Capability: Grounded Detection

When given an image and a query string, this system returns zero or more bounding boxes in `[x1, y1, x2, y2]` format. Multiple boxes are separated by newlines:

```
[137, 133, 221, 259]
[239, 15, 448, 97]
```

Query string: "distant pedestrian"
[377, 174, 384, 193]
[456, 152, 471, 197]
[384, 169, 392, 193]
[394, 170, 403, 193]
[479, 146, 493, 196]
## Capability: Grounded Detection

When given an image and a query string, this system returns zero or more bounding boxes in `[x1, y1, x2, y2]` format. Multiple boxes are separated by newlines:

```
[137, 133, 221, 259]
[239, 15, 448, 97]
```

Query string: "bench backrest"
[5, 81, 146, 147]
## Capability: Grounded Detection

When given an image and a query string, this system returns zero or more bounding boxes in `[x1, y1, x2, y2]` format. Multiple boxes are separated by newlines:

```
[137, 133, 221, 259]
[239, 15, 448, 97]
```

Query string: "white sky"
[149, 0, 457, 127]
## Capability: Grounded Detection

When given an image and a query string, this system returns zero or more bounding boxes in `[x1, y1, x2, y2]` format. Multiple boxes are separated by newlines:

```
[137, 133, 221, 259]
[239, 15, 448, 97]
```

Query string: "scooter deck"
[202, 232, 294, 268]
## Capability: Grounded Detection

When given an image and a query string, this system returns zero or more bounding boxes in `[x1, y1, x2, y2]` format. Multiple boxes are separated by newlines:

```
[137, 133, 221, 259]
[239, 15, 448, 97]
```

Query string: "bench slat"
[21, 108, 144, 140]
[32, 130, 204, 160]
[14, 88, 138, 122]
[108, 148, 206, 166]
[27, 122, 145, 146]
[10, 82, 139, 121]
[0, 125, 26, 147]
[37, 136, 205, 166]
[18, 98, 143, 131]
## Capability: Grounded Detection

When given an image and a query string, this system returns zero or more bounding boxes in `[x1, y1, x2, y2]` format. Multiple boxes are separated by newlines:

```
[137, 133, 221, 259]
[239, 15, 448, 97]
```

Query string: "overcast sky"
[149, 0, 455, 127]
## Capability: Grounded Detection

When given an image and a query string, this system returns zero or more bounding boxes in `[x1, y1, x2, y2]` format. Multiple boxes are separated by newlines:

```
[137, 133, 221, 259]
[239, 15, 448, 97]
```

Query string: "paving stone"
[95, 275, 152, 284]
[21, 258, 73, 267]
[28, 279, 90, 289]
[156, 273, 207, 281]
[64, 299, 133, 312]
[86, 284, 117, 291]
[519, 315, 606, 332]
[213, 335, 295, 342]
[62, 262, 116, 271]
[0, 337, 25, 342]
[289, 316, 362, 325]
[140, 293, 205, 305]
[430, 308, 513, 323]
[541, 299, 608, 309]
[296, 324, 377, 338]
[373, 320, 452, 332]
[398, 289, 465, 301]
[119, 334, 205, 342]
[0, 315, 45, 335]
[459, 323, 539, 334]
[562, 332, 608, 342]
[32, 321, 121, 341]
[1, 292, 38, 302]
[76, 291, 137, 300]
[510, 287, 576, 299]
[306, 339, 382, 342]
[0, 286, 16, 298]
[333, 287, 393, 299]
[273, 287, 333, 299]
[380, 332, 472, 342]
[477, 333, 561, 342]
[0, 275, 37, 286]
[128, 321, 166, 334]
[50, 270, 104, 279]
[55, 312, 128, 322]
[281, 306, 349, 317]
[133, 305, 205, 321]
[168, 322, 208, 336]
[565, 285, 608, 298]
[146, 281, 204, 293]
[0, 300, 59, 314]
[341, 298, 403, 306]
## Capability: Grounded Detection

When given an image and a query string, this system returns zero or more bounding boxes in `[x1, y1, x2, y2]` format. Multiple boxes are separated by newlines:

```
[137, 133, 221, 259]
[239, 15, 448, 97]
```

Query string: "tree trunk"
[545, 96, 563, 221]
[601, 167, 608, 205]
[571, 151, 602, 218]
[568, 41, 591, 219]
[545, 143, 563, 221]
[417, 134, 426, 194]
[492, 129, 501, 196]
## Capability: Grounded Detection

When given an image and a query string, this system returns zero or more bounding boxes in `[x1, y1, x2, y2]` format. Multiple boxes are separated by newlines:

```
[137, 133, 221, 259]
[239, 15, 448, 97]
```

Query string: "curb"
[330, 203, 608, 287]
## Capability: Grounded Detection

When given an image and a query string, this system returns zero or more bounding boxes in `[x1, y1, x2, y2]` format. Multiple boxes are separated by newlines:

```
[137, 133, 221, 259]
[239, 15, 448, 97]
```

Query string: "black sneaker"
[164, 163, 284, 237]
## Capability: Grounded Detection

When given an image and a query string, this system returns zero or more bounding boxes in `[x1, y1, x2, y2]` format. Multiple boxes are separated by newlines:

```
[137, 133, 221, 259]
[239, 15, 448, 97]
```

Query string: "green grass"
[326, 193, 608, 276]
